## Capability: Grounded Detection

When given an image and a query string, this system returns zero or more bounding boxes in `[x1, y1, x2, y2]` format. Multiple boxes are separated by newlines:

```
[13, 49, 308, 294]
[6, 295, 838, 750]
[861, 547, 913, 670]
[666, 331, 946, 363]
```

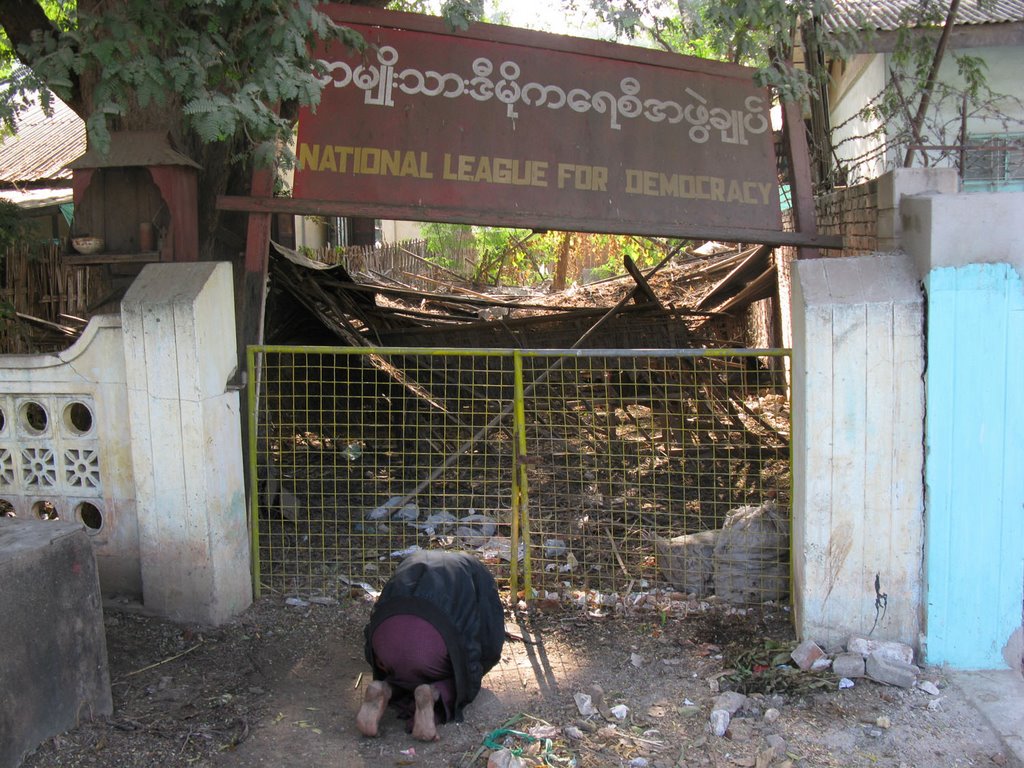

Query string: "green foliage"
[423, 221, 669, 287]
[2, 0, 364, 160]
[583, 0, 861, 103]
[0, 199, 29, 250]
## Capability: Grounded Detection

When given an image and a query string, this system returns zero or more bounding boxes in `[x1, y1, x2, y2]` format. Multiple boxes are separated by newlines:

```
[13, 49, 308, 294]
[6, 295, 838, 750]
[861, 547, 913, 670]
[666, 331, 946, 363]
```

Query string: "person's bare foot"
[356, 680, 391, 737]
[411, 683, 440, 741]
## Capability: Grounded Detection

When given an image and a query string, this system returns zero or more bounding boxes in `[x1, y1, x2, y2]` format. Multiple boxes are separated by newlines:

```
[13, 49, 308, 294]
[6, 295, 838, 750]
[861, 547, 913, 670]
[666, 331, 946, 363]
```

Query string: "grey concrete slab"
[949, 669, 1024, 767]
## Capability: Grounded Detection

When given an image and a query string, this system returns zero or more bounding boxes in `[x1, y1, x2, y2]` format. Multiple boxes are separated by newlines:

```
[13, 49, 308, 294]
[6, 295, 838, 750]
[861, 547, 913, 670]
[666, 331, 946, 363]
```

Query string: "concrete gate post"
[790, 252, 926, 652]
[121, 262, 251, 625]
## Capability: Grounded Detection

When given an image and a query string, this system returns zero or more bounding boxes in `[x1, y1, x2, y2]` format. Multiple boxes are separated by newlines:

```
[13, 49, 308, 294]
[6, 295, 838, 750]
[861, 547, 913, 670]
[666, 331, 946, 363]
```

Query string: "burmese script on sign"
[295, 8, 784, 234]
[297, 144, 776, 206]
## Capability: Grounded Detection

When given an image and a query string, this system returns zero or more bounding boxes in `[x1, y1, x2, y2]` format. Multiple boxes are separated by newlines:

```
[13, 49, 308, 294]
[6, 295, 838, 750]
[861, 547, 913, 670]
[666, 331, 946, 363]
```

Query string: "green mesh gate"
[247, 346, 791, 605]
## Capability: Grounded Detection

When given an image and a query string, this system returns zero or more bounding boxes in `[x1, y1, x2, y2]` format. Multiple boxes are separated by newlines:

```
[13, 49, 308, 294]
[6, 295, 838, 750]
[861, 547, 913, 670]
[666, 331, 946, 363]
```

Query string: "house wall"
[0, 261, 251, 626]
[829, 45, 1024, 186]
[829, 54, 889, 185]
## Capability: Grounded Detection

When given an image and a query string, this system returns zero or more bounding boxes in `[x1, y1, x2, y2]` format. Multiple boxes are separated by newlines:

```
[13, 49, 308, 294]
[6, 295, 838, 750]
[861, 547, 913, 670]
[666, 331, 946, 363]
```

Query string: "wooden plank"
[696, 244, 772, 310]
[780, 100, 822, 260]
[713, 264, 776, 315]
[623, 254, 663, 307]
[64, 252, 161, 266]
[217, 194, 845, 249]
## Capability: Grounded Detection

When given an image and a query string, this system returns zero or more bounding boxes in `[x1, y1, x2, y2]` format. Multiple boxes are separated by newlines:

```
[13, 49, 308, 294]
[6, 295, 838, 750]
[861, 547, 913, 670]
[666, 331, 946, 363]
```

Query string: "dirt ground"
[19, 591, 1018, 768]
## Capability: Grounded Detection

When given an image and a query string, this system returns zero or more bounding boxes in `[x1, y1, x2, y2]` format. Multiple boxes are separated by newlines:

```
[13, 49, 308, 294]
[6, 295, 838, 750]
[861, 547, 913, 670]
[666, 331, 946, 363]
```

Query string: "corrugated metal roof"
[826, 0, 1024, 31]
[0, 186, 73, 209]
[0, 93, 85, 185]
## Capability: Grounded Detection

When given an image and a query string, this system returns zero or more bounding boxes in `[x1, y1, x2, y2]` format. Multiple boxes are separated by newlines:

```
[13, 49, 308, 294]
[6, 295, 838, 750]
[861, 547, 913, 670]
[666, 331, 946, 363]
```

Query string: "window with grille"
[963, 134, 1024, 191]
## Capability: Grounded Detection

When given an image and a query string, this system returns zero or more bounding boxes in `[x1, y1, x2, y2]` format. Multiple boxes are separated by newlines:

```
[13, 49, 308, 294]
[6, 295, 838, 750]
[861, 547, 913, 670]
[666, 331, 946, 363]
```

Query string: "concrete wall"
[815, 168, 960, 257]
[791, 251, 926, 651]
[0, 315, 141, 596]
[0, 261, 251, 626]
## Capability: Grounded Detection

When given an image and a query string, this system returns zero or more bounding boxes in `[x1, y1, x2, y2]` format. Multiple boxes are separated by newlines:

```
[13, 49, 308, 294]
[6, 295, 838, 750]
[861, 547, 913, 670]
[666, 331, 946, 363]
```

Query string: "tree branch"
[903, 0, 961, 167]
[0, 0, 84, 114]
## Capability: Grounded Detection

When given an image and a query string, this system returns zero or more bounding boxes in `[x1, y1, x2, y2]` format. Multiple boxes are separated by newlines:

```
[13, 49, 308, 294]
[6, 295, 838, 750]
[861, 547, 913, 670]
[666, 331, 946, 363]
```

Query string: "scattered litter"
[337, 576, 379, 599]
[527, 723, 559, 739]
[400, 747, 416, 756]
[917, 680, 941, 696]
[284, 597, 309, 608]
[574, 692, 596, 716]
[418, 511, 458, 535]
[839, 677, 855, 689]
[392, 502, 420, 522]
[609, 704, 629, 720]
[390, 545, 422, 558]
[563, 725, 585, 740]
[456, 513, 498, 546]
[477, 536, 525, 562]
[367, 495, 406, 521]
[710, 709, 730, 737]
[544, 538, 567, 558]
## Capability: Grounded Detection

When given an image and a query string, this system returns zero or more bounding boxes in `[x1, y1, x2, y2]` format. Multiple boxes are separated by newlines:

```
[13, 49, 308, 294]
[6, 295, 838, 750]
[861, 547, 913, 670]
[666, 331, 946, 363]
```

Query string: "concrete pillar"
[121, 262, 251, 625]
[0, 519, 112, 767]
[791, 252, 925, 651]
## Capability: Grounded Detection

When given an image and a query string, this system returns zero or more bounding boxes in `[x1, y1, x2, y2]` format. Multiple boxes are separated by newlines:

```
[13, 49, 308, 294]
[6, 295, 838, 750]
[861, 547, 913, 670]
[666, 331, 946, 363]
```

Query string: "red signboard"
[295, 6, 782, 238]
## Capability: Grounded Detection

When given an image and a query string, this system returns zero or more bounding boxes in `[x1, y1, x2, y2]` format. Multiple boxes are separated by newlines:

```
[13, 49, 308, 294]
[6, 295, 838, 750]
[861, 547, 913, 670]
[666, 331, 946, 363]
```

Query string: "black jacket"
[364, 549, 505, 720]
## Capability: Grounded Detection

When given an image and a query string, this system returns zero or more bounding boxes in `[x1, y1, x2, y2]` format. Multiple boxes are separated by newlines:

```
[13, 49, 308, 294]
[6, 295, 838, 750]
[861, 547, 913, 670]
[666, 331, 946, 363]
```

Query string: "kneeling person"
[357, 549, 505, 741]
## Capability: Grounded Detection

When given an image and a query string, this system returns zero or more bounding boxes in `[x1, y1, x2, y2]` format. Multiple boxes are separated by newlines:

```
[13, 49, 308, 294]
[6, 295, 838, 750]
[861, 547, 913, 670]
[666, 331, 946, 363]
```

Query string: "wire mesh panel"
[518, 350, 791, 603]
[249, 347, 521, 597]
[248, 346, 790, 608]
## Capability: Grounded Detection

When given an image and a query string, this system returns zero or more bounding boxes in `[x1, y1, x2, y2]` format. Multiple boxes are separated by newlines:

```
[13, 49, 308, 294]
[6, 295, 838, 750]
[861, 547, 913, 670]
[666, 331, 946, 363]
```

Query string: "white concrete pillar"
[791, 252, 925, 651]
[121, 262, 251, 625]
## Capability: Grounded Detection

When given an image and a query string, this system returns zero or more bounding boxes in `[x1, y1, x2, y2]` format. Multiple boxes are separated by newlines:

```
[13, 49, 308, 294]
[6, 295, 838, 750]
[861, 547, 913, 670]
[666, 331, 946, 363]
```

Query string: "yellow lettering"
[727, 180, 744, 203]
[442, 153, 457, 180]
[320, 145, 337, 173]
[473, 156, 493, 183]
[532, 162, 548, 187]
[298, 143, 319, 171]
[493, 158, 512, 184]
[380, 150, 401, 177]
[557, 163, 608, 190]
[399, 152, 433, 179]
[336, 146, 354, 173]
[709, 176, 725, 202]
